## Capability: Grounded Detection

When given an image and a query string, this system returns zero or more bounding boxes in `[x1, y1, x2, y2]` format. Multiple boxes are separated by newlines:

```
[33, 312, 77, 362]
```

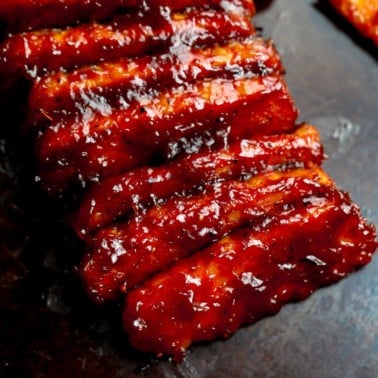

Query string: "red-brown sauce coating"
[329, 0, 378, 45]
[27, 38, 282, 128]
[0, 0, 255, 34]
[0, 0, 376, 363]
[124, 194, 377, 361]
[81, 167, 333, 302]
[0, 8, 255, 83]
[36, 75, 298, 192]
[73, 124, 323, 236]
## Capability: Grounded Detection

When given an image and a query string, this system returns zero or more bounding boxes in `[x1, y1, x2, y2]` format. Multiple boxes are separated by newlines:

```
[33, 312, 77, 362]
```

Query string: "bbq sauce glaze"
[0, 0, 376, 365]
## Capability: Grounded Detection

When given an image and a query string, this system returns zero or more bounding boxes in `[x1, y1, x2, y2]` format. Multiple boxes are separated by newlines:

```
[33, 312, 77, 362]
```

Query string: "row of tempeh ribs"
[0, 0, 376, 361]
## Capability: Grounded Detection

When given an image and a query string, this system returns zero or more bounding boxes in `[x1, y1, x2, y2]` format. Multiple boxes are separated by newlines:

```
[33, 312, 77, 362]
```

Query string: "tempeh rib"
[37, 125, 234, 194]
[74, 124, 324, 236]
[329, 0, 378, 45]
[36, 75, 298, 191]
[123, 194, 377, 361]
[0, 9, 254, 82]
[27, 38, 282, 127]
[81, 167, 335, 303]
[0, 0, 136, 34]
[0, 0, 255, 34]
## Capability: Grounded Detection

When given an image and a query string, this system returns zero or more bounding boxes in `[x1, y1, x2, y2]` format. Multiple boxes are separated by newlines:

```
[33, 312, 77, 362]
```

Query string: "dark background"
[0, 1, 377, 377]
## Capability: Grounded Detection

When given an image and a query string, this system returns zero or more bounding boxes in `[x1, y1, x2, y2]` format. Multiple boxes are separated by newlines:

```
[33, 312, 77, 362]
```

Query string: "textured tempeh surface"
[0, 0, 255, 34]
[329, 0, 378, 44]
[124, 193, 376, 360]
[0, 9, 255, 82]
[81, 167, 334, 302]
[36, 75, 297, 192]
[26, 38, 282, 127]
[73, 124, 323, 235]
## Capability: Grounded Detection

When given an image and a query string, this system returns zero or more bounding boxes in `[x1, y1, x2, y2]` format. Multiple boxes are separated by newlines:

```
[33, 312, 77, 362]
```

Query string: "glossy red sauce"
[124, 194, 377, 361]
[73, 124, 323, 235]
[330, 0, 378, 45]
[0, 0, 376, 363]
[81, 167, 334, 302]
[0, 0, 255, 34]
[36, 75, 298, 192]
[1, 9, 254, 80]
[27, 38, 282, 128]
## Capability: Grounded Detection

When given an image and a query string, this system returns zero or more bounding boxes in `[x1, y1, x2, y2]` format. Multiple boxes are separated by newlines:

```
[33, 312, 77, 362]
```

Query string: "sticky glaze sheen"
[73, 124, 324, 236]
[81, 167, 334, 303]
[123, 193, 377, 361]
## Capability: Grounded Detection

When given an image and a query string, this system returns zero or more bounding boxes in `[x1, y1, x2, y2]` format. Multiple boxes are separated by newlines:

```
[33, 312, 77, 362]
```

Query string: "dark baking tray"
[0, 1, 377, 377]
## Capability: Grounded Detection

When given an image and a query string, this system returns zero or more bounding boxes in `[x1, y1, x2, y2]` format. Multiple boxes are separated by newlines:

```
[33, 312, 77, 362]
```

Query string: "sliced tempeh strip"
[36, 75, 298, 191]
[0, 0, 255, 34]
[27, 37, 282, 127]
[329, 0, 378, 45]
[81, 166, 335, 303]
[0, 9, 254, 81]
[123, 193, 377, 361]
[73, 124, 324, 236]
